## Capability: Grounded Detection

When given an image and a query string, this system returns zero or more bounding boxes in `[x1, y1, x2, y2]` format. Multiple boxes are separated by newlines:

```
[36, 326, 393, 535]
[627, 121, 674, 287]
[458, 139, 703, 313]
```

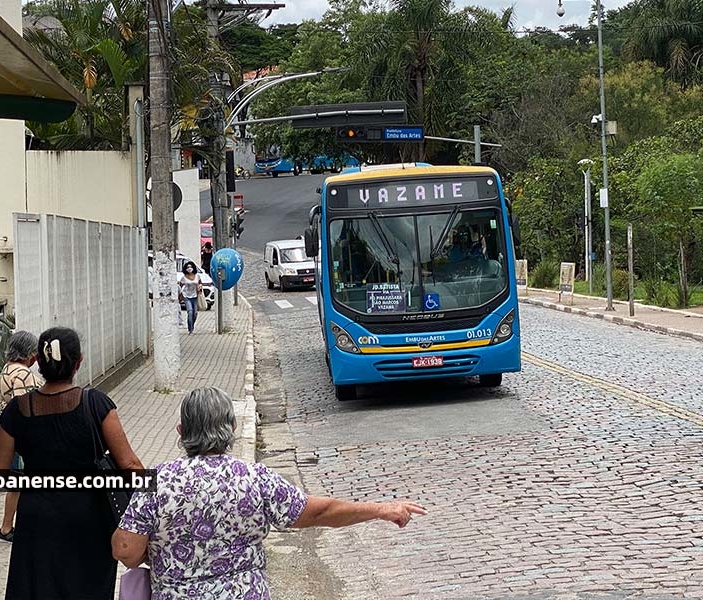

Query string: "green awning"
[0, 15, 85, 122]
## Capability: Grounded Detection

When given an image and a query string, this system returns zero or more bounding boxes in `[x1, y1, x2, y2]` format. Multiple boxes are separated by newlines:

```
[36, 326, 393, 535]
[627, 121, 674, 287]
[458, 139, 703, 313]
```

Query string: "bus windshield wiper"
[430, 205, 460, 259]
[368, 212, 401, 277]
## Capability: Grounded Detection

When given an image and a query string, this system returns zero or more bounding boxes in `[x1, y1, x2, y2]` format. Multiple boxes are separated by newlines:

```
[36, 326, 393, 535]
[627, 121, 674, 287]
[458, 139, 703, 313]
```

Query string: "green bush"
[591, 263, 607, 295]
[642, 277, 676, 308]
[612, 269, 631, 300]
[530, 260, 559, 289]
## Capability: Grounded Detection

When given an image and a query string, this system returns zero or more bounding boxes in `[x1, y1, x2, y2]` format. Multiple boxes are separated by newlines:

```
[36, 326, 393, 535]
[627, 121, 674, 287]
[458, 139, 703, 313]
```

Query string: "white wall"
[173, 168, 200, 265]
[25, 151, 134, 226]
[0, 0, 21, 29]
[232, 137, 256, 172]
[14, 214, 148, 385]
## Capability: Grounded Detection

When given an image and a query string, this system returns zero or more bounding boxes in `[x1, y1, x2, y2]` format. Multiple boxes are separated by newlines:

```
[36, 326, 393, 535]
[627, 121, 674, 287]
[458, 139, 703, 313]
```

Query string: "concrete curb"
[520, 296, 703, 344]
[238, 294, 257, 464]
[526, 287, 703, 319]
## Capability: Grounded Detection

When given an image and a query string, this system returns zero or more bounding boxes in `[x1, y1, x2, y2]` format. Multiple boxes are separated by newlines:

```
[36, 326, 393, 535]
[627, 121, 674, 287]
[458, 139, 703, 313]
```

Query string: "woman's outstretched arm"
[292, 496, 427, 529]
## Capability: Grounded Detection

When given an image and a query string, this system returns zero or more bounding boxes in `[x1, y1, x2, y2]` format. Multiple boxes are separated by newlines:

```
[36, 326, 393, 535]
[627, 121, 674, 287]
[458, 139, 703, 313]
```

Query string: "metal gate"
[13, 213, 148, 387]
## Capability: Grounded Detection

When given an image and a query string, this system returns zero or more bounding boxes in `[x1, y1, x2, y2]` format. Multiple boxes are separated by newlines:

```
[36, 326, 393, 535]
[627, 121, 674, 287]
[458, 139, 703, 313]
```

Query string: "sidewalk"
[113, 297, 256, 466]
[521, 287, 703, 343]
[0, 296, 257, 597]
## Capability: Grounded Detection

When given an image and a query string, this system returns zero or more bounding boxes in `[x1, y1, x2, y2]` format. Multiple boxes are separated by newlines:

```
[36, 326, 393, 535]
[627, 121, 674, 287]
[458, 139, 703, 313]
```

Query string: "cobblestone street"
[239, 249, 703, 599]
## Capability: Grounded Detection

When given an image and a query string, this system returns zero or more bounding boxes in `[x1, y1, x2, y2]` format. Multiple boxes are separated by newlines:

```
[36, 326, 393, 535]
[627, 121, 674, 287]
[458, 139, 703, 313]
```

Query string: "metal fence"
[13, 213, 148, 387]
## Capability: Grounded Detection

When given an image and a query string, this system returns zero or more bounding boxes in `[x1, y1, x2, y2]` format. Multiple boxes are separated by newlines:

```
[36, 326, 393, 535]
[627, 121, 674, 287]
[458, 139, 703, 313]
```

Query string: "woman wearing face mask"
[178, 261, 202, 335]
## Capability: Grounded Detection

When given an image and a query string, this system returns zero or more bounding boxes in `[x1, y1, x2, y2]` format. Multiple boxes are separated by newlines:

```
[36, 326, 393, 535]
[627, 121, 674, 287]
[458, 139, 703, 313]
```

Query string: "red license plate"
[303, 277, 314, 283]
[412, 355, 444, 368]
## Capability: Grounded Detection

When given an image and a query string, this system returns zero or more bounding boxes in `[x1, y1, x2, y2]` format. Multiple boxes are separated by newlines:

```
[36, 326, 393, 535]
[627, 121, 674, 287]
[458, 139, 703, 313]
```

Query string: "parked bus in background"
[255, 154, 360, 177]
[304, 164, 521, 401]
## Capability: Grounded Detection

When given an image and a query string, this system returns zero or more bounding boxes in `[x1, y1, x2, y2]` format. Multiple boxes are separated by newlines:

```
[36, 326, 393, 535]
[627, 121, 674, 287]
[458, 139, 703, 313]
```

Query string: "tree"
[23, 0, 237, 152]
[619, 0, 703, 88]
[507, 158, 585, 269]
[637, 153, 703, 306]
[348, 0, 489, 161]
[220, 21, 295, 76]
[24, 0, 146, 149]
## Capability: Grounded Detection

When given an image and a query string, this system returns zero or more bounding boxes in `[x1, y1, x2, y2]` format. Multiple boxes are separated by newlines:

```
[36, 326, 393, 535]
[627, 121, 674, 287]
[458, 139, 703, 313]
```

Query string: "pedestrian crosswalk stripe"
[305, 296, 318, 305]
[274, 300, 294, 309]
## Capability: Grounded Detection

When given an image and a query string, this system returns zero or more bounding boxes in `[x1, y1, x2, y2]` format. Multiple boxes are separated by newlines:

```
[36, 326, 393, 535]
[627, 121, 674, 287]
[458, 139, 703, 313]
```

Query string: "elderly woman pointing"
[112, 387, 426, 598]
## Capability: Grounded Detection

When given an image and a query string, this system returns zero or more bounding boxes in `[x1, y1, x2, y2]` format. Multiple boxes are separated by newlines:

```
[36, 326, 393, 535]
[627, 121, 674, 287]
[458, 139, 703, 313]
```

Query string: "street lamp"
[578, 158, 594, 294]
[559, 0, 614, 310]
[224, 68, 350, 132]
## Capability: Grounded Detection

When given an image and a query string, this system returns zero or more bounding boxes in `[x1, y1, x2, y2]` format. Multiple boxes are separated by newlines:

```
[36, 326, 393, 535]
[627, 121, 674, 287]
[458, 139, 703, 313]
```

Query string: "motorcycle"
[235, 165, 251, 179]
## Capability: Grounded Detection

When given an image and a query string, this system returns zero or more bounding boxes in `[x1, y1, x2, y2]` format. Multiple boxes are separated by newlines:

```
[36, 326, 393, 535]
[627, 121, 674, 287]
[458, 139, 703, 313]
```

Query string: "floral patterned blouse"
[119, 454, 308, 599]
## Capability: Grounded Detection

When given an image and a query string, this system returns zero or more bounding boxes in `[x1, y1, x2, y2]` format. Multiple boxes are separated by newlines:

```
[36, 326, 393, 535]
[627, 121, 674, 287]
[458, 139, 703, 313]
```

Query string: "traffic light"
[336, 126, 367, 141]
[225, 150, 235, 192]
[234, 210, 244, 239]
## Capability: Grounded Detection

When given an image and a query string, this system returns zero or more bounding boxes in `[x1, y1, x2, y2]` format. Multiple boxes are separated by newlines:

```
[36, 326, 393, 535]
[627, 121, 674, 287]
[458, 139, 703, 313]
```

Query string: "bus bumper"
[330, 335, 521, 386]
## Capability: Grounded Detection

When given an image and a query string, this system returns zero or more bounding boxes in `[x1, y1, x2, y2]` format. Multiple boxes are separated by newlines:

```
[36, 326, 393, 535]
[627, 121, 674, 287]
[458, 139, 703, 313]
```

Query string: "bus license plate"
[412, 356, 444, 368]
[303, 277, 314, 283]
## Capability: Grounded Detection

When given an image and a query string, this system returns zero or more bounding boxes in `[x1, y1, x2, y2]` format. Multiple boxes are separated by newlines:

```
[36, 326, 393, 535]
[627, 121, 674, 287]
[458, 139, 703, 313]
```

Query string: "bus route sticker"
[366, 283, 405, 313]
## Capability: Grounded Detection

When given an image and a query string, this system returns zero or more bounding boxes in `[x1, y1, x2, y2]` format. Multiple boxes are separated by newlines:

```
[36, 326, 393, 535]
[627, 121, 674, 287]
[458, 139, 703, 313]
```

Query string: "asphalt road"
[199, 172, 326, 253]
[235, 176, 703, 598]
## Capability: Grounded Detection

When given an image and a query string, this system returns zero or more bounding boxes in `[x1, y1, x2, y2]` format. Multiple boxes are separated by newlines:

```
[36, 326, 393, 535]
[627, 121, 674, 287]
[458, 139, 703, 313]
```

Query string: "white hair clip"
[43, 339, 62, 362]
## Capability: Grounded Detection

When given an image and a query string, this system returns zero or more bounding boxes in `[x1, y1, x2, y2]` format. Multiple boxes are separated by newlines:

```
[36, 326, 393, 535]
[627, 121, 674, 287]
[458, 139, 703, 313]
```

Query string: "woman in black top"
[0, 327, 142, 600]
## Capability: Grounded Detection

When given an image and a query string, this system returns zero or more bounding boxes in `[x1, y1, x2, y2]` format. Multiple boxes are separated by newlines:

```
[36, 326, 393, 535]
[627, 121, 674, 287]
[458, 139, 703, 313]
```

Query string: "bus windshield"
[328, 208, 507, 314]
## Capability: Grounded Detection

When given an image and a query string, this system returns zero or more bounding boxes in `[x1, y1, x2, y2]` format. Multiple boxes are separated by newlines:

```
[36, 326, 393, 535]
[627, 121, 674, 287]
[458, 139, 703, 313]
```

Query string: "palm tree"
[351, 0, 489, 161]
[622, 0, 703, 88]
[23, 0, 238, 151]
[24, 0, 146, 148]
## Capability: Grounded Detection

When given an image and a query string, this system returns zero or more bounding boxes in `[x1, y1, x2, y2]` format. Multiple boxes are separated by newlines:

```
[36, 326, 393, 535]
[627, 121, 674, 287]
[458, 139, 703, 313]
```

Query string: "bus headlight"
[330, 321, 360, 353]
[491, 310, 515, 345]
[282, 268, 297, 276]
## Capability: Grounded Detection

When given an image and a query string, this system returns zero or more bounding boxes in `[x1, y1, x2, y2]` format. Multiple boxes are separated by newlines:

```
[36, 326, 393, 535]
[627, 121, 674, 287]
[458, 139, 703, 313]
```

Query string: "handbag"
[197, 290, 207, 311]
[118, 567, 151, 600]
[82, 389, 133, 525]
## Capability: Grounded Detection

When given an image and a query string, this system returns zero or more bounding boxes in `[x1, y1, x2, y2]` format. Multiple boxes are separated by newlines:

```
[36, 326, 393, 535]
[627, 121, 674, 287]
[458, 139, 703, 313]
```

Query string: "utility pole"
[596, 0, 614, 311]
[205, 2, 283, 329]
[206, 0, 235, 334]
[149, 0, 180, 389]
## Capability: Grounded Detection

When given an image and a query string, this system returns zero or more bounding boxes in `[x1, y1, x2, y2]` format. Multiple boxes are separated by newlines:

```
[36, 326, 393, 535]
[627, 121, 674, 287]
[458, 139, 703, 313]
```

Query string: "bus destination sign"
[328, 177, 498, 209]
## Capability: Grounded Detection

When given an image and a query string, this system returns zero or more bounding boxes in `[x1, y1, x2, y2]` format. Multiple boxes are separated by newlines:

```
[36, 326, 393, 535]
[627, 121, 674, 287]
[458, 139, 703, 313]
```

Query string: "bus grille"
[297, 268, 315, 275]
[364, 317, 484, 334]
[373, 353, 480, 379]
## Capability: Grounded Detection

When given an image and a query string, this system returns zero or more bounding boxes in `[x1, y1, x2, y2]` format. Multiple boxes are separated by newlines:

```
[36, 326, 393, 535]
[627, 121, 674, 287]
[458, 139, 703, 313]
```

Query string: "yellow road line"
[522, 351, 703, 428]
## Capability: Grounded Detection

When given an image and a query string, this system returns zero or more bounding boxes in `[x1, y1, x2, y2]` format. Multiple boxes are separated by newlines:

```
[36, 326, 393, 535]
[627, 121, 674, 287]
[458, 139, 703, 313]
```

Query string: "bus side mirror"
[308, 204, 321, 226]
[305, 227, 319, 258]
[511, 215, 521, 247]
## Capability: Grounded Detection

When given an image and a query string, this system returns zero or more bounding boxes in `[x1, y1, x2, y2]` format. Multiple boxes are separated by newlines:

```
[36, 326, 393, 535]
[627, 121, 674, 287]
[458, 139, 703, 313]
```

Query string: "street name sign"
[383, 126, 424, 141]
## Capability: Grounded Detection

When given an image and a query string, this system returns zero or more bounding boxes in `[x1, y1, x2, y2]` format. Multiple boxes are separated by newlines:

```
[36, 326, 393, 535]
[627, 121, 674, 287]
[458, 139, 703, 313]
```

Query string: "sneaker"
[0, 528, 14, 542]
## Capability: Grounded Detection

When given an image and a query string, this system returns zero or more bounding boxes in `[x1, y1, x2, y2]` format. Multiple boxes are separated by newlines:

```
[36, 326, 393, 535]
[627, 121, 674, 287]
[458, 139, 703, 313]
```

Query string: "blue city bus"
[255, 154, 360, 176]
[304, 164, 521, 401]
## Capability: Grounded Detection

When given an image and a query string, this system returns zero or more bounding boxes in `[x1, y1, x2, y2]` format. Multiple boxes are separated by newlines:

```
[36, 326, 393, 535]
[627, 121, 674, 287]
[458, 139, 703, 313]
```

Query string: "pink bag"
[118, 567, 151, 600]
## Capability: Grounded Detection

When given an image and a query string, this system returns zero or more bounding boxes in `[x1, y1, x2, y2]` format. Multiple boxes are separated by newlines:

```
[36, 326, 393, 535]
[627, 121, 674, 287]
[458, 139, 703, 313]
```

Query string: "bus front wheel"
[335, 384, 356, 401]
[479, 373, 502, 387]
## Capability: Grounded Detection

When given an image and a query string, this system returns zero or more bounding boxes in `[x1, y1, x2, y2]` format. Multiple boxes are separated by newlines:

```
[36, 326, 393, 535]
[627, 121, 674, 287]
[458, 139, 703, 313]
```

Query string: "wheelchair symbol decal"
[423, 293, 441, 311]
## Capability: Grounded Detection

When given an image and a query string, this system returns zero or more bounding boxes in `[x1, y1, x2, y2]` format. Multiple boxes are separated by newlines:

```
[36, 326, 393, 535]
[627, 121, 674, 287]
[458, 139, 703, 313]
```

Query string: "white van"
[264, 240, 316, 291]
